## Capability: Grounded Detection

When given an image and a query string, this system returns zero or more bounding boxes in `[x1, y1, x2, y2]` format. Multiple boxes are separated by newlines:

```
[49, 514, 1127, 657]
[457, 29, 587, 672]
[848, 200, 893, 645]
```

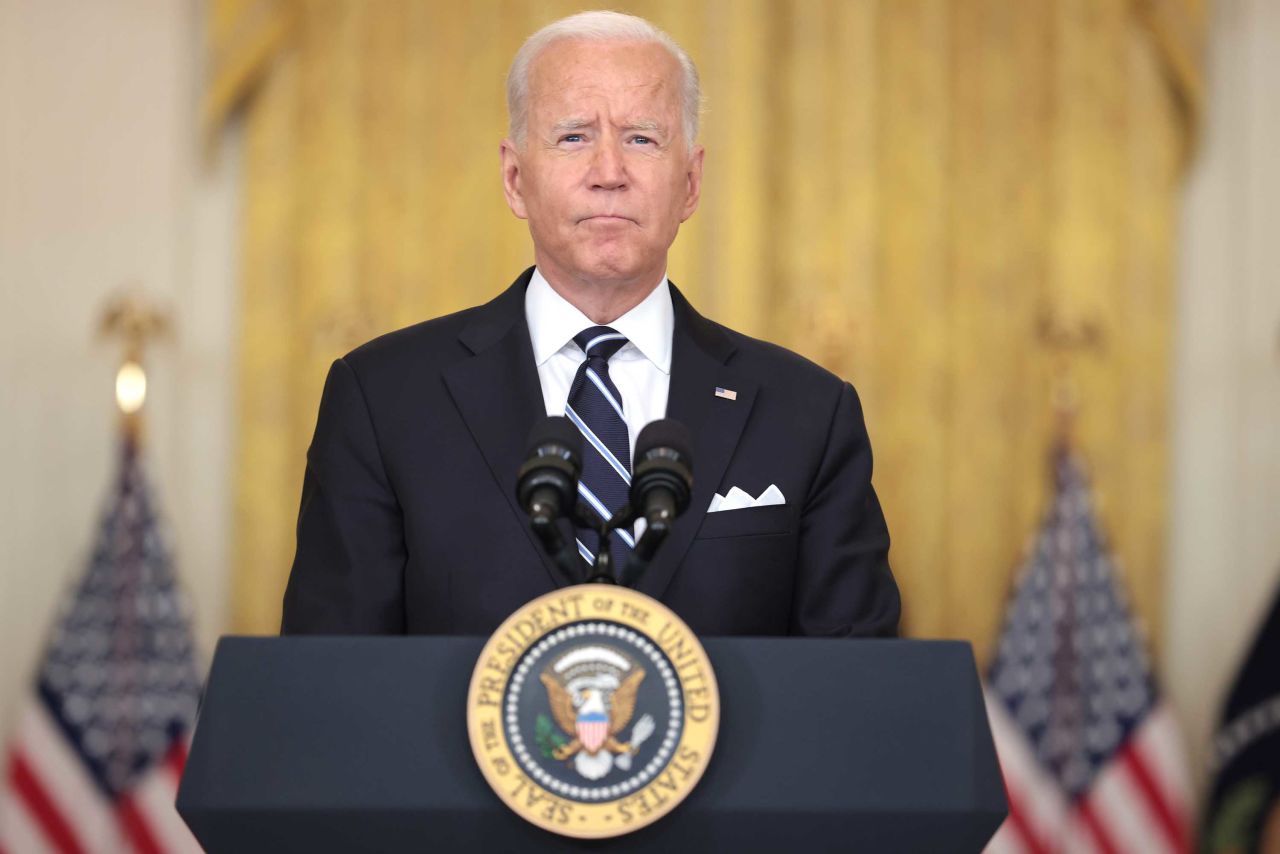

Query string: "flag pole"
[98, 291, 171, 449]
[1035, 307, 1103, 453]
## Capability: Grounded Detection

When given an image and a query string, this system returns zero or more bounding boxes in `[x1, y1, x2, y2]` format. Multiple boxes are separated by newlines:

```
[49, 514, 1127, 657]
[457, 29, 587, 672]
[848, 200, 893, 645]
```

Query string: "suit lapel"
[637, 285, 757, 601]
[441, 268, 575, 589]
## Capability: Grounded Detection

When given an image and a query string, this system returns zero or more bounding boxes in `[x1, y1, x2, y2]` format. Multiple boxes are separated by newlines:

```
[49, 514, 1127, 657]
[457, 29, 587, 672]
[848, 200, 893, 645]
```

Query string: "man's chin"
[568, 252, 655, 289]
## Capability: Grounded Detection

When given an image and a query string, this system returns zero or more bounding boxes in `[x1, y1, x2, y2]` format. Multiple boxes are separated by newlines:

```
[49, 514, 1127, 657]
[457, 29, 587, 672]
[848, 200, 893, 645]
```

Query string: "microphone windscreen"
[635, 419, 693, 463]
[525, 415, 582, 458]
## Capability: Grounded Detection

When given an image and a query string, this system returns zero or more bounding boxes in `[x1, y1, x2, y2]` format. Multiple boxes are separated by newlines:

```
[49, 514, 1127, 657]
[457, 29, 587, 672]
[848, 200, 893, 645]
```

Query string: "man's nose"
[589, 140, 627, 190]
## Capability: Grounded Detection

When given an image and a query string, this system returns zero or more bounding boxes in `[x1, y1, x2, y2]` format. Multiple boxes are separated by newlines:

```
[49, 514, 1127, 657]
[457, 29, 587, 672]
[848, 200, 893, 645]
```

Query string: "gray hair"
[506, 10, 702, 148]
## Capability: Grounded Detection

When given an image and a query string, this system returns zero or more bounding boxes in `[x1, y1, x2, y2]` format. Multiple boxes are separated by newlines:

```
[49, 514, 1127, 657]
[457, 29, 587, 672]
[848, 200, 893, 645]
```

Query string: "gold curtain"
[207, 0, 1204, 664]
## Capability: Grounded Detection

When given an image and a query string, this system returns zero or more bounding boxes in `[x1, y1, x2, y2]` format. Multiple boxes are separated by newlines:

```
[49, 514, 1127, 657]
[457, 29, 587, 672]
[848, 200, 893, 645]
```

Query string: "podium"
[176, 637, 1006, 852]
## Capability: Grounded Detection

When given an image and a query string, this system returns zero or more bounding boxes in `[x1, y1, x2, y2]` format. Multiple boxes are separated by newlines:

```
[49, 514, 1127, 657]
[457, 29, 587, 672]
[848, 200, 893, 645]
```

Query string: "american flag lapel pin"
[714, 387, 737, 401]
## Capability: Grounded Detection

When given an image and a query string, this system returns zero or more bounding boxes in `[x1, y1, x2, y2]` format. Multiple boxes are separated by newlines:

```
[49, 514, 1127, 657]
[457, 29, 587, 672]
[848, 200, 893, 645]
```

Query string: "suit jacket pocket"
[695, 504, 795, 540]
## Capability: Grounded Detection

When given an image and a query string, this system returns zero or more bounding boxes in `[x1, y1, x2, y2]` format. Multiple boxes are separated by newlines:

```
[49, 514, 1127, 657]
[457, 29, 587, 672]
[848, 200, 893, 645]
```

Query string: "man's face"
[501, 39, 704, 290]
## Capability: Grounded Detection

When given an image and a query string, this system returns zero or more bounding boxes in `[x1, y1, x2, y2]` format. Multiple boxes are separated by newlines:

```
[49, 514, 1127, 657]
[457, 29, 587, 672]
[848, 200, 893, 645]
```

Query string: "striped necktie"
[564, 325, 634, 574]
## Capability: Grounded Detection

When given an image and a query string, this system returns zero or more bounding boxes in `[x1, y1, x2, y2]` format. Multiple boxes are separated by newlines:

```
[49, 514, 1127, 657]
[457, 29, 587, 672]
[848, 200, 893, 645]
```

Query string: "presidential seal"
[467, 585, 719, 838]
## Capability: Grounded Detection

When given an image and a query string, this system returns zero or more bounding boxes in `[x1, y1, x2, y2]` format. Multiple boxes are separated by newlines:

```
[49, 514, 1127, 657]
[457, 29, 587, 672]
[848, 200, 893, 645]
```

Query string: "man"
[281, 11, 900, 638]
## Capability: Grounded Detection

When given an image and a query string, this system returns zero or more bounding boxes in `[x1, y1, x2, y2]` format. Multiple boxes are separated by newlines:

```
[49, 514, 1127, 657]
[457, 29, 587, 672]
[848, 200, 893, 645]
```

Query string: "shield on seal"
[576, 711, 608, 753]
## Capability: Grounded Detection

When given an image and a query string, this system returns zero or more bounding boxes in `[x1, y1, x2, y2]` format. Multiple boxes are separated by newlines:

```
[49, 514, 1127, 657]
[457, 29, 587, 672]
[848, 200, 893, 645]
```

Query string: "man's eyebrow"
[551, 118, 593, 132]
[621, 120, 662, 132]
[548, 118, 666, 133]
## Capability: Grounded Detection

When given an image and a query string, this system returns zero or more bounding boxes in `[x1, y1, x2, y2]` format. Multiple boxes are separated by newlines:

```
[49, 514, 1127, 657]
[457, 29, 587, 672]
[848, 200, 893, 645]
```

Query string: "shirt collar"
[524, 267, 674, 374]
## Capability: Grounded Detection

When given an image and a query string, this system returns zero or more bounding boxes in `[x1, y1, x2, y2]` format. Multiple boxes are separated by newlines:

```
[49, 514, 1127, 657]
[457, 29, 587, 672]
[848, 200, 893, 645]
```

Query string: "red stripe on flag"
[1002, 783, 1051, 854]
[165, 739, 188, 781]
[9, 751, 87, 854]
[117, 794, 164, 854]
[1120, 741, 1190, 853]
[1077, 797, 1121, 854]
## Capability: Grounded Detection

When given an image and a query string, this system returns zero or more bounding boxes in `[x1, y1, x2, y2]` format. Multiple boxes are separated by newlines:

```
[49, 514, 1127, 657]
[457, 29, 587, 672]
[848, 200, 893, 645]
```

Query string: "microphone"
[516, 417, 582, 568]
[617, 420, 693, 587]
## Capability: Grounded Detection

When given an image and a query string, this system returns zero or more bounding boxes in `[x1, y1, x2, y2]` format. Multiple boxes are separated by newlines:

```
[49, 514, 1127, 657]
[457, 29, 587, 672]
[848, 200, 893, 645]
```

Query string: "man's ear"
[500, 139, 529, 220]
[680, 143, 705, 222]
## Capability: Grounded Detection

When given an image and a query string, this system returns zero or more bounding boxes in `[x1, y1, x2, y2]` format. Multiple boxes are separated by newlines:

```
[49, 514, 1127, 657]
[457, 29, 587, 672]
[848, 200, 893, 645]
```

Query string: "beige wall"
[1166, 0, 1280, 783]
[0, 0, 238, 741]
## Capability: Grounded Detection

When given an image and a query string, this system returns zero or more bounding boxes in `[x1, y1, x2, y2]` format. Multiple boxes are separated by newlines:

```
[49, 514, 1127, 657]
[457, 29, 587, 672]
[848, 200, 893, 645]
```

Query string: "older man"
[281, 11, 900, 638]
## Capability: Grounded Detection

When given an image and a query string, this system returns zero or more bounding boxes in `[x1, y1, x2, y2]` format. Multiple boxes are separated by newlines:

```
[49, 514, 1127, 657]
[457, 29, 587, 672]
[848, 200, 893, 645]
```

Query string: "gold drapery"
[208, 0, 1204, 663]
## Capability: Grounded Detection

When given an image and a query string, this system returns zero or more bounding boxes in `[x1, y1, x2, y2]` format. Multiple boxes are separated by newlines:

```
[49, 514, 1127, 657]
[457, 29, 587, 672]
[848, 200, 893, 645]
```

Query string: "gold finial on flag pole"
[1036, 308, 1104, 451]
[98, 290, 171, 445]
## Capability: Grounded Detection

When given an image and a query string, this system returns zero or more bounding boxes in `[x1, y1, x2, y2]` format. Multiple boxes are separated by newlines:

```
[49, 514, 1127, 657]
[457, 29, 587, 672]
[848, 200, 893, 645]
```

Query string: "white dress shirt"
[524, 266, 673, 465]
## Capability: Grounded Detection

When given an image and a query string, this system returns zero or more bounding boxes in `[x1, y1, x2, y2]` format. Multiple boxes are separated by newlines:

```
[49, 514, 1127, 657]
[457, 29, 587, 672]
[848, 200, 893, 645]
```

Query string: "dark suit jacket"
[282, 268, 900, 637]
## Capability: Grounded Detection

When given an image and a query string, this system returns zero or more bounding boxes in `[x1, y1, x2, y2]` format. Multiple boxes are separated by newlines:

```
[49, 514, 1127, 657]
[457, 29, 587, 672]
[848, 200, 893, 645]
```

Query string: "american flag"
[0, 438, 203, 853]
[983, 447, 1194, 854]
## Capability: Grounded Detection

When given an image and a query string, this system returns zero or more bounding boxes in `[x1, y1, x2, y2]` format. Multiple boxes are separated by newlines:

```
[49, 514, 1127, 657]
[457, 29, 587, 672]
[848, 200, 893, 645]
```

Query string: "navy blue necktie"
[565, 326, 634, 574]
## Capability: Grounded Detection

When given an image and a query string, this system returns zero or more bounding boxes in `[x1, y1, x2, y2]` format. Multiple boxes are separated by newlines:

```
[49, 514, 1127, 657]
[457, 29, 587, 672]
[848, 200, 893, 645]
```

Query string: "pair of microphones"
[516, 417, 693, 587]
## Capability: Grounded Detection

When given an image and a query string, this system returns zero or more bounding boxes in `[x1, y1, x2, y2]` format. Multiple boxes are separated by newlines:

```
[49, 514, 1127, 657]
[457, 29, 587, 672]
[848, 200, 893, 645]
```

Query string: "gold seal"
[467, 584, 719, 839]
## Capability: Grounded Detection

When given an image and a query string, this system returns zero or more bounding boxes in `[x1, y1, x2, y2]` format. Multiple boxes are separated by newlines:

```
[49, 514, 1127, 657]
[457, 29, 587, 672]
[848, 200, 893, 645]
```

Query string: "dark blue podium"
[176, 637, 1006, 852]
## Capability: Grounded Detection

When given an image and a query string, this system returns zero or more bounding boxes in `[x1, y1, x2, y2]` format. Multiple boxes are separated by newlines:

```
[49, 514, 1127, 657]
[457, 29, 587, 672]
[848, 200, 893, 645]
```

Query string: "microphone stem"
[619, 526, 668, 589]
[586, 528, 616, 584]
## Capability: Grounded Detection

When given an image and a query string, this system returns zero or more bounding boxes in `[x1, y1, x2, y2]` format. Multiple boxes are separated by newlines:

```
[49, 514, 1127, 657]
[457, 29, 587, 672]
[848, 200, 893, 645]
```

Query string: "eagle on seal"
[540, 645, 655, 780]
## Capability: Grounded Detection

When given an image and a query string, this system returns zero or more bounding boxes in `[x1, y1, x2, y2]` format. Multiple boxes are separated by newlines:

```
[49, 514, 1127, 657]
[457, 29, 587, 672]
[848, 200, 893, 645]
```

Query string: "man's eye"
[631, 136, 653, 145]
[561, 134, 585, 143]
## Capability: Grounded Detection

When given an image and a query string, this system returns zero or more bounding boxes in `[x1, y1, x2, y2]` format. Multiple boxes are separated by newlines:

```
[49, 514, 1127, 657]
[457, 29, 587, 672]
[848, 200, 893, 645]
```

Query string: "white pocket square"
[708, 484, 786, 513]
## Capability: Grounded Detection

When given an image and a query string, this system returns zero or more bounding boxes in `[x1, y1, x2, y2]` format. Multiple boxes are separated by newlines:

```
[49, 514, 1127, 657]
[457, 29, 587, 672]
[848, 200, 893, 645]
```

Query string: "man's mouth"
[580, 215, 635, 225]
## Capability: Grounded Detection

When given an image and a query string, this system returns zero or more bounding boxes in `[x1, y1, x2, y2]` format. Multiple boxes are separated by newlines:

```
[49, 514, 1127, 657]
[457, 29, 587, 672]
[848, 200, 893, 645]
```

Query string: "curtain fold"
[207, 0, 1204, 663]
